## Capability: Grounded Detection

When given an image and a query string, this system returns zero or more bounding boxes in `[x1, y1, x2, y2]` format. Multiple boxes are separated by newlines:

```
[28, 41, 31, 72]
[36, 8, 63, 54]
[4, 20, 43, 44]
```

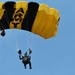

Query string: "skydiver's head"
[24, 52, 27, 56]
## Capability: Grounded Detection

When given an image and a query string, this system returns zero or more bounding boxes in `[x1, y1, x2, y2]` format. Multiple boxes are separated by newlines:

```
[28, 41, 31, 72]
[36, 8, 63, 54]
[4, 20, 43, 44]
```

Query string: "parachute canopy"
[0, 1, 60, 39]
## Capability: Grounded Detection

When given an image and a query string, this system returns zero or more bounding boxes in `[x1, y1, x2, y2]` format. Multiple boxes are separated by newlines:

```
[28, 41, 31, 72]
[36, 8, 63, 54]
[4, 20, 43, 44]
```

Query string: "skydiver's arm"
[19, 54, 24, 60]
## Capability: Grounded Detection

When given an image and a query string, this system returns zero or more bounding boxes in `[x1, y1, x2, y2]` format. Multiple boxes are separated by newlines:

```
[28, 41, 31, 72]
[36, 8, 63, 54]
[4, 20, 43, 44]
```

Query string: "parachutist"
[1, 30, 5, 36]
[18, 49, 32, 69]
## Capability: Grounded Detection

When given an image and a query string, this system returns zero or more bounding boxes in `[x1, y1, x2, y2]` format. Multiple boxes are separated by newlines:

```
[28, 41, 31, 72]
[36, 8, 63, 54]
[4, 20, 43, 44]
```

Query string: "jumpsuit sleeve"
[19, 54, 23, 60]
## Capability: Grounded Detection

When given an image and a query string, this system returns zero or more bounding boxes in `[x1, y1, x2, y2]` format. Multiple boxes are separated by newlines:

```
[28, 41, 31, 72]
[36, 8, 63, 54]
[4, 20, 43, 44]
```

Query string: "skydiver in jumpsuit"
[18, 49, 32, 69]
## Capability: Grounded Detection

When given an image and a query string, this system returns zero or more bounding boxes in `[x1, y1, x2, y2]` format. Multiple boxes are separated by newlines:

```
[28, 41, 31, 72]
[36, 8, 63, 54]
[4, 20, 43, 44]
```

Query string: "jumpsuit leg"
[24, 63, 26, 69]
[28, 61, 32, 69]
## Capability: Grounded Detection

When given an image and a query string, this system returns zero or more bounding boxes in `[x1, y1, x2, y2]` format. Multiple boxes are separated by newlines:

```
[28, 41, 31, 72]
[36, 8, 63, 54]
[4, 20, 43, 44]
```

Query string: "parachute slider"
[1, 30, 5, 36]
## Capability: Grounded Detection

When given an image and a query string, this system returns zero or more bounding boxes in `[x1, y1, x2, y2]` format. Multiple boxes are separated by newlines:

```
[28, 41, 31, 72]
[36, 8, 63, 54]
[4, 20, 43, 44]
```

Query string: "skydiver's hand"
[18, 50, 22, 54]
[29, 48, 32, 54]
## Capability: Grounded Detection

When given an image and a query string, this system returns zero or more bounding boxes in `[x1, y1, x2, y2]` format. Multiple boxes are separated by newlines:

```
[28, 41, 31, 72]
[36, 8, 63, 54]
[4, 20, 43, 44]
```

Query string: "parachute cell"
[0, 1, 60, 39]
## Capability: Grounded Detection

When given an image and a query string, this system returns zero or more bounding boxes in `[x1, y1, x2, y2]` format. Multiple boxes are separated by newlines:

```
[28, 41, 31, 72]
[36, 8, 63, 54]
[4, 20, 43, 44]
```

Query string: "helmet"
[24, 52, 27, 56]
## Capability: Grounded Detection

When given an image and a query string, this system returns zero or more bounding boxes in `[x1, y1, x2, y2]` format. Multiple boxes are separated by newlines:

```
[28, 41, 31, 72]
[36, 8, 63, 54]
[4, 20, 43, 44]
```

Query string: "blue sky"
[0, 0, 75, 75]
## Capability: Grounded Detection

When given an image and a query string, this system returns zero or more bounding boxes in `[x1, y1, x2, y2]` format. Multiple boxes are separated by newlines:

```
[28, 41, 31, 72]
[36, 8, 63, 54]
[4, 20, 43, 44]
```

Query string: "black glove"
[29, 48, 32, 54]
[18, 50, 21, 54]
